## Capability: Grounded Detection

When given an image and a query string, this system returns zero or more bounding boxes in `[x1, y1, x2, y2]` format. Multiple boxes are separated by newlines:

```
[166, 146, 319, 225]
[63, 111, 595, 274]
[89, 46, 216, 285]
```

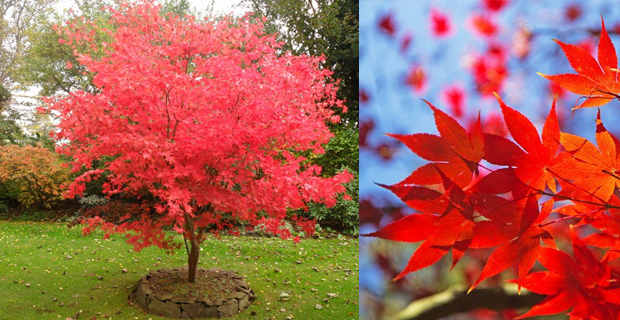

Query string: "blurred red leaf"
[565, 4, 582, 22]
[360, 88, 370, 104]
[472, 56, 508, 96]
[405, 65, 426, 93]
[360, 120, 375, 148]
[401, 32, 413, 53]
[360, 198, 382, 226]
[430, 8, 452, 37]
[442, 84, 466, 118]
[470, 14, 498, 37]
[482, 0, 508, 12]
[378, 13, 396, 36]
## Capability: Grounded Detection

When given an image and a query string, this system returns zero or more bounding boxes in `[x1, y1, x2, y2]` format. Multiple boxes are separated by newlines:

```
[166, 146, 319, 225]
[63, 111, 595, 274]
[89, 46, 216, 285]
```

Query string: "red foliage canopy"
[44, 1, 351, 251]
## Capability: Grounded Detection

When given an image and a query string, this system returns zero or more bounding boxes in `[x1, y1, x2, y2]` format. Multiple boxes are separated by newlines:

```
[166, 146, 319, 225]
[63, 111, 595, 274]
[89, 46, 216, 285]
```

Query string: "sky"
[189, 0, 250, 16]
[54, 0, 251, 16]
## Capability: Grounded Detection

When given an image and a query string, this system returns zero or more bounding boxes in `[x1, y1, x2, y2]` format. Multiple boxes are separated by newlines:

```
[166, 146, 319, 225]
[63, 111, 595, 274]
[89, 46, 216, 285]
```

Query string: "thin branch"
[603, 169, 620, 182]
[539, 208, 599, 227]
[386, 284, 544, 320]
[547, 167, 610, 205]
[477, 163, 620, 210]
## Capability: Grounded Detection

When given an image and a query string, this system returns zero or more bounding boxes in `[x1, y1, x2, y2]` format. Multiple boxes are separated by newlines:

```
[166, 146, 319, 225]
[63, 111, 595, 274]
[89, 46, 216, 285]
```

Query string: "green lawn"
[0, 221, 358, 320]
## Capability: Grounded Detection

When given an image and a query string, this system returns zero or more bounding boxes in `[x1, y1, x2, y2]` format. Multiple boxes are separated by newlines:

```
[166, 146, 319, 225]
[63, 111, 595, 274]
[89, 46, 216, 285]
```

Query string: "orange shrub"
[0, 145, 72, 209]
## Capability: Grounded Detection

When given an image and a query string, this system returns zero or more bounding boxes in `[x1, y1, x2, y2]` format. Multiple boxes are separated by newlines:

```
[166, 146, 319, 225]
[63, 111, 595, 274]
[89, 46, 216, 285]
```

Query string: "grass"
[0, 221, 359, 320]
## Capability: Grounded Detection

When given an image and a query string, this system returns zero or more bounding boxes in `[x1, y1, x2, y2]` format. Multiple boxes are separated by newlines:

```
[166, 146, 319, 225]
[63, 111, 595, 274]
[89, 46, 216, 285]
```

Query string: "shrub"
[299, 171, 359, 235]
[0, 145, 72, 209]
[294, 125, 359, 235]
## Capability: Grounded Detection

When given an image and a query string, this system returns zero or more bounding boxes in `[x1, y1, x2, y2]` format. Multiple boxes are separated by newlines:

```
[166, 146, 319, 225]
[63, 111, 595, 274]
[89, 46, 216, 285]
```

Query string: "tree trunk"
[183, 208, 202, 283]
[187, 237, 200, 283]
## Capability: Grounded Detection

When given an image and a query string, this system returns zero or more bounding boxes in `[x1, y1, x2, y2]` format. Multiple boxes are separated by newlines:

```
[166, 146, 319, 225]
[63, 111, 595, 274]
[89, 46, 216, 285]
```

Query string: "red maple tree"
[44, 1, 351, 282]
[364, 18, 620, 319]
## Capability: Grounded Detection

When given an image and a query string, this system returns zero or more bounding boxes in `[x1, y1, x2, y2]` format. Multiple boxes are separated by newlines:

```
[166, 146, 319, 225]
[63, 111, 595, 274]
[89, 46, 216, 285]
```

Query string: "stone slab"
[149, 297, 181, 318]
[217, 299, 239, 318]
[182, 302, 218, 318]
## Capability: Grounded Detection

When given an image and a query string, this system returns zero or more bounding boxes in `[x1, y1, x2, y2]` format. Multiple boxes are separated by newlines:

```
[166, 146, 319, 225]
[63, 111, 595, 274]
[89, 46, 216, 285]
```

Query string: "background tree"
[0, 0, 54, 145]
[45, 0, 351, 283]
[0, 0, 54, 87]
[244, 0, 359, 235]
[0, 83, 24, 144]
[18, 0, 201, 97]
[243, 0, 359, 125]
[292, 124, 359, 234]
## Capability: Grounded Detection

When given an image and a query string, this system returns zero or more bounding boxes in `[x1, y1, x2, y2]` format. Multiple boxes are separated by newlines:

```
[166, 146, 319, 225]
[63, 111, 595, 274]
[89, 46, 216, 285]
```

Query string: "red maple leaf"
[585, 232, 620, 261]
[517, 233, 620, 319]
[469, 197, 555, 292]
[365, 171, 480, 280]
[388, 101, 483, 188]
[539, 18, 620, 109]
[555, 110, 620, 202]
[483, 95, 563, 194]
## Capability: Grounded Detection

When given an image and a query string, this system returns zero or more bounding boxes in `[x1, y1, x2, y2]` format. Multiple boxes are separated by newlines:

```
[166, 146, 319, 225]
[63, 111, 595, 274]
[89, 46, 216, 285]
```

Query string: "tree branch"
[386, 284, 544, 320]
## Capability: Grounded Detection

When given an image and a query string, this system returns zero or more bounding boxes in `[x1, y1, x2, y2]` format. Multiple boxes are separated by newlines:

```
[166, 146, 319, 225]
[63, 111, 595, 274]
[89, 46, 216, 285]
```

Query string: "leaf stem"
[538, 210, 593, 227]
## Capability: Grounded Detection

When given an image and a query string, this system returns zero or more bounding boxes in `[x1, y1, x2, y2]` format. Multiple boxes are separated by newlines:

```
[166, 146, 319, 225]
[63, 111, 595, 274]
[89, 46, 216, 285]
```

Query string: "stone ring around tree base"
[131, 266, 256, 319]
